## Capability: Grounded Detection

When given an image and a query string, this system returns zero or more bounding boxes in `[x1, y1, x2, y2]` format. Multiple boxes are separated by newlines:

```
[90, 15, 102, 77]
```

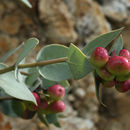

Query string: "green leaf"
[11, 99, 26, 117]
[68, 43, 93, 79]
[0, 64, 36, 104]
[40, 76, 70, 90]
[38, 113, 49, 127]
[82, 28, 124, 56]
[93, 71, 106, 107]
[15, 38, 39, 81]
[46, 114, 61, 128]
[37, 44, 72, 82]
[20, 0, 32, 8]
[0, 43, 24, 63]
[0, 90, 18, 117]
[109, 35, 123, 55]
[25, 71, 39, 86]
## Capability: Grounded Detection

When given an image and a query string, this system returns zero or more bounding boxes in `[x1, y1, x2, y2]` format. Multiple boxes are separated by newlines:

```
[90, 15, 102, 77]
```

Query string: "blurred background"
[0, 0, 130, 130]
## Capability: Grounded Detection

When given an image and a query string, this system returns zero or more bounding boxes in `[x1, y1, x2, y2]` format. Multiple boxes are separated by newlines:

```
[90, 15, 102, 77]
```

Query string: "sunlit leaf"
[20, 0, 32, 8]
[68, 43, 93, 79]
[0, 64, 36, 104]
[82, 28, 124, 56]
[15, 38, 39, 81]
[37, 44, 72, 82]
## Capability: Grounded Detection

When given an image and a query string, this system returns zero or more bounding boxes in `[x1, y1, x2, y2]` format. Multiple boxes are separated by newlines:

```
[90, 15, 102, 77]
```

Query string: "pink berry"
[48, 85, 65, 100]
[106, 56, 130, 76]
[90, 47, 109, 68]
[96, 67, 115, 81]
[115, 79, 130, 93]
[102, 80, 115, 88]
[50, 100, 66, 113]
[40, 101, 48, 110]
[32, 92, 41, 110]
[119, 49, 130, 60]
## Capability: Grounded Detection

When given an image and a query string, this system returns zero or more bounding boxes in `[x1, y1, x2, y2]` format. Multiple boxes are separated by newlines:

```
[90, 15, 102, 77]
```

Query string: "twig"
[0, 57, 68, 74]
[0, 96, 13, 101]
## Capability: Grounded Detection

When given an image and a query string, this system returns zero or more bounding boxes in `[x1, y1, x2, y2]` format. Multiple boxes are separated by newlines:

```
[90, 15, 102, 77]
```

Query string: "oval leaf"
[93, 71, 106, 107]
[0, 64, 36, 104]
[82, 28, 124, 56]
[20, 0, 32, 8]
[37, 44, 72, 82]
[0, 90, 18, 117]
[109, 35, 123, 55]
[0, 43, 24, 63]
[68, 43, 93, 79]
[15, 38, 39, 80]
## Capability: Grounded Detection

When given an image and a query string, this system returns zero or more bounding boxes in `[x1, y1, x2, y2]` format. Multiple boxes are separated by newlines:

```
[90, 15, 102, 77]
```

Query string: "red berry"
[50, 100, 66, 113]
[115, 79, 130, 93]
[96, 67, 115, 81]
[106, 56, 130, 76]
[102, 80, 115, 88]
[32, 92, 41, 110]
[90, 47, 109, 68]
[119, 49, 130, 60]
[48, 85, 65, 100]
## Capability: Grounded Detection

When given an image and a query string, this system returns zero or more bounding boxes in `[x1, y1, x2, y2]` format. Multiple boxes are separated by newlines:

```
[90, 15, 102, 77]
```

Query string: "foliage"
[0, 28, 125, 127]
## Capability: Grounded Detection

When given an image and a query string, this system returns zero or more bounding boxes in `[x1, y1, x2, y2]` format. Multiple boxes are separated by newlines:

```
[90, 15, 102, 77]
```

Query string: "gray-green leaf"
[0, 64, 36, 104]
[82, 28, 124, 56]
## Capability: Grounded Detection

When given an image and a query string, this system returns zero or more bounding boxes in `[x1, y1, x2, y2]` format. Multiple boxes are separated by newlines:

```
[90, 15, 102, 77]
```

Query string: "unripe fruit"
[90, 47, 109, 68]
[119, 49, 130, 60]
[48, 85, 65, 100]
[115, 79, 130, 93]
[96, 67, 115, 81]
[50, 100, 66, 113]
[106, 56, 130, 76]
[116, 73, 130, 81]
[102, 80, 115, 88]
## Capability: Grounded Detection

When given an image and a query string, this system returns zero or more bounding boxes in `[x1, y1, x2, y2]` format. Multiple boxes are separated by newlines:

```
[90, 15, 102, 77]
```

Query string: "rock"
[39, 116, 97, 130]
[63, 0, 111, 43]
[74, 88, 86, 99]
[38, 0, 78, 44]
[0, 34, 19, 57]
[102, 0, 127, 22]
[71, 73, 99, 123]
[98, 90, 130, 130]
[0, 14, 21, 35]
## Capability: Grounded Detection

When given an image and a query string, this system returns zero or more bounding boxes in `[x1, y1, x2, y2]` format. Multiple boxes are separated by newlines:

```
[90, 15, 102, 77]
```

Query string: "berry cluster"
[90, 47, 130, 92]
[30, 84, 66, 113]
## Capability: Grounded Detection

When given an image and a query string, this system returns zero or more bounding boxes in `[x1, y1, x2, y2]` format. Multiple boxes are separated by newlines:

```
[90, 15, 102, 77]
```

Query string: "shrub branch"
[0, 57, 68, 74]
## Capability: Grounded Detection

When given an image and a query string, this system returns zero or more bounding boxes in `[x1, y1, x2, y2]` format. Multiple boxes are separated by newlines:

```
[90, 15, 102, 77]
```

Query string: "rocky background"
[0, 0, 130, 130]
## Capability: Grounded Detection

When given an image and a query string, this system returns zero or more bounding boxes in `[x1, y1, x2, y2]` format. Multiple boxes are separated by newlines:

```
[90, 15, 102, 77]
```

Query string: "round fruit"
[48, 85, 65, 100]
[115, 79, 130, 93]
[106, 56, 130, 76]
[32, 92, 41, 110]
[119, 49, 130, 60]
[90, 47, 109, 68]
[102, 80, 115, 88]
[116, 73, 130, 81]
[50, 100, 66, 113]
[96, 67, 115, 81]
